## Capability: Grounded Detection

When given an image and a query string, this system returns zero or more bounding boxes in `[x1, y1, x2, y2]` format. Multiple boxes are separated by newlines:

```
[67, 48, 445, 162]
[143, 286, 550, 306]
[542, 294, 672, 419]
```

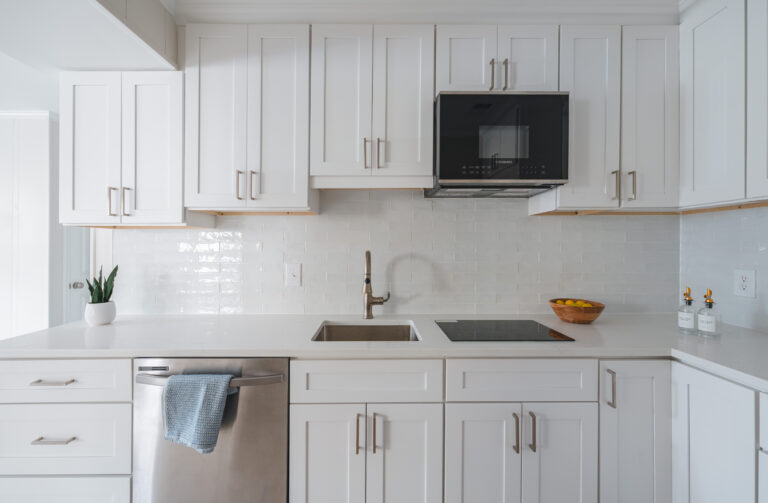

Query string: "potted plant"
[84, 265, 118, 326]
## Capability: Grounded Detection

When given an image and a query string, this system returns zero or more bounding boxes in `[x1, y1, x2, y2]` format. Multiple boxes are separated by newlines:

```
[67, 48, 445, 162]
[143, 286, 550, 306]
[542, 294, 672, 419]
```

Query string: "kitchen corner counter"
[1, 313, 768, 391]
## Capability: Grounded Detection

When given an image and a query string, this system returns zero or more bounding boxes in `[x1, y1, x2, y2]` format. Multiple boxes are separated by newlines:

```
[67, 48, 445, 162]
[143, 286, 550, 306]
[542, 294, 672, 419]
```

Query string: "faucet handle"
[383, 292, 391, 303]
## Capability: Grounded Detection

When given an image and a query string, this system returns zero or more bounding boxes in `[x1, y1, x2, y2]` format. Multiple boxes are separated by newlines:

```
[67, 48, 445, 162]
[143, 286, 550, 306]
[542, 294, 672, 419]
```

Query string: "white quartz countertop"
[1, 313, 767, 391]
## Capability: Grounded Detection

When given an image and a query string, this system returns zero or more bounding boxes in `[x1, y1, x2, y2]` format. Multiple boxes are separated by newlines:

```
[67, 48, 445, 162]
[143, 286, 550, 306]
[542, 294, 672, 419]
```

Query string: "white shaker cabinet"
[184, 24, 247, 209]
[436, 25, 498, 92]
[621, 26, 679, 208]
[671, 362, 755, 503]
[599, 360, 672, 503]
[747, 0, 768, 199]
[679, 0, 746, 206]
[497, 25, 559, 92]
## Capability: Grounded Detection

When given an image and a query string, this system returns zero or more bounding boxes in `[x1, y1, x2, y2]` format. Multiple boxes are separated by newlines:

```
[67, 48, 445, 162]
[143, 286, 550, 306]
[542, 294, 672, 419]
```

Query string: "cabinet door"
[371, 24, 433, 178]
[600, 360, 671, 503]
[185, 24, 247, 208]
[59, 72, 122, 225]
[436, 25, 498, 93]
[747, 0, 768, 198]
[671, 363, 755, 503]
[679, 0, 746, 206]
[522, 402, 598, 503]
[289, 404, 366, 503]
[247, 24, 310, 209]
[366, 403, 442, 503]
[121, 71, 183, 224]
[558, 26, 621, 209]
[621, 26, 679, 208]
[497, 25, 558, 91]
[445, 403, 522, 503]
[310, 24, 373, 176]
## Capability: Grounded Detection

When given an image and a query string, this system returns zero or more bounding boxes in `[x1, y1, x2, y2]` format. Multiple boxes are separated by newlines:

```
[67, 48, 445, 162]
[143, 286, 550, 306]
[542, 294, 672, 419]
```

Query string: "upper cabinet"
[310, 24, 434, 188]
[436, 24, 558, 93]
[679, 0, 746, 207]
[185, 24, 316, 211]
[747, 0, 768, 199]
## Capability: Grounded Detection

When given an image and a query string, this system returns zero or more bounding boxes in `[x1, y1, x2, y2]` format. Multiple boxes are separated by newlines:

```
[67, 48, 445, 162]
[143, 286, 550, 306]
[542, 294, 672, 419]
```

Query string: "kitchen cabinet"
[445, 402, 598, 503]
[671, 362, 755, 503]
[747, 0, 768, 199]
[679, 0, 746, 206]
[436, 24, 558, 93]
[310, 24, 434, 188]
[621, 26, 679, 208]
[599, 360, 671, 503]
[760, 393, 768, 503]
[0, 476, 130, 503]
[289, 403, 442, 503]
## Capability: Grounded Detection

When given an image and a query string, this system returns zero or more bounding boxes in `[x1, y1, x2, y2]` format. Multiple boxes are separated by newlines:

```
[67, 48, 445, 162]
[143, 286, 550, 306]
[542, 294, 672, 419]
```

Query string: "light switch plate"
[734, 269, 756, 298]
[285, 263, 302, 287]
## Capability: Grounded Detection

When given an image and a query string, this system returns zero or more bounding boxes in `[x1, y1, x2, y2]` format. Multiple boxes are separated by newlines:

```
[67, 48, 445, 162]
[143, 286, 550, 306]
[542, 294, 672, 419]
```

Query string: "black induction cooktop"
[436, 320, 574, 342]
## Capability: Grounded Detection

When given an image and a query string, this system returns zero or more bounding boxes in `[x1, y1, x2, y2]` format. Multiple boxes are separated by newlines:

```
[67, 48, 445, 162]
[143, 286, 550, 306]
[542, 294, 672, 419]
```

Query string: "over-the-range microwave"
[426, 92, 569, 198]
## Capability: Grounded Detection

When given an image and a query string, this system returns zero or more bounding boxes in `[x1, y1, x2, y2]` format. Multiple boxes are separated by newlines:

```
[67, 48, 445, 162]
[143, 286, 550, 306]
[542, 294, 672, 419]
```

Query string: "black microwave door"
[436, 94, 568, 182]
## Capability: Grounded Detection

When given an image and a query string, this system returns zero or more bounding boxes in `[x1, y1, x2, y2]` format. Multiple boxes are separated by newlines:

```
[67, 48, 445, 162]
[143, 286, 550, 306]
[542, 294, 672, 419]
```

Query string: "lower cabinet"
[445, 402, 598, 503]
[289, 402, 443, 503]
[0, 476, 130, 503]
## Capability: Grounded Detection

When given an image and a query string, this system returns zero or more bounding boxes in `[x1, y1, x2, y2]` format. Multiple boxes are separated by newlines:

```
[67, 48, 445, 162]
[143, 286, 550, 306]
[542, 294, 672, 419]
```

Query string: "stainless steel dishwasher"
[133, 357, 288, 503]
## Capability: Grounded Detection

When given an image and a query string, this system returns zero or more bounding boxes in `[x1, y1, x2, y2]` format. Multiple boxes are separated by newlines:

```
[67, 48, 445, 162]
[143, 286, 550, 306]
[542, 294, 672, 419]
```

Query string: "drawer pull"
[606, 368, 617, 409]
[29, 379, 76, 387]
[512, 412, 520, 454]
[528, 411, 537, 452]
[31, 436, 77, 446]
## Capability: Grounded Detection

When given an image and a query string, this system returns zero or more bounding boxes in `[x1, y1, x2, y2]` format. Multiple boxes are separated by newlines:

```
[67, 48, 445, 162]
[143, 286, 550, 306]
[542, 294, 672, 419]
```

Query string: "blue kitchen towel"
[162, 374, 235, 454]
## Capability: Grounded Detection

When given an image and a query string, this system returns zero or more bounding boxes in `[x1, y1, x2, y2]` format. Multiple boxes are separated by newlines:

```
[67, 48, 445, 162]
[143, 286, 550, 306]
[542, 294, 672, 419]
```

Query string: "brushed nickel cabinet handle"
[512, 412, 520, 454]
[489, 58, 496, 90]
[611, 170, 620, 200]
[607, 368, 617, 408]
[31, 436, 77, 446]
[121, 187, 131, 216]
[107, 187, 118, 216]
[355, 413, 361, 455]
[376, 138, 383, 169]
[503, 58, 509, 90]
[372, 412, 378, 454]
[628, 170, 637, 201]
[29, 378, 76, 387]
[235, 170, 244, 200]
[528, 411, 537, 452]
[362, 137, 368, 169]
[249, 171, 259, 200]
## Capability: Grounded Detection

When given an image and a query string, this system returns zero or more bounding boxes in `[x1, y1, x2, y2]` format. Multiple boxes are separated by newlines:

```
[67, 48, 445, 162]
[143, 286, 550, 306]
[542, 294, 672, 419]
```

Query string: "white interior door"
[184, 24, 247, 208]
[371, 24, 433, 178]
[436, 25, 498, 92]
[747, 0, 768, 198]
[289, 404, 366, 503]
[600, 360, 672, 503]
[247, 24, 310, 208]
[121, 71, 182, 223]
[59, 72, 122, 224]
[621, 26, 679, 208]
[557, 25, 621, 209]
[310, 24, 373, 177]
[366, 403, 442, 503]
[445, 403, 522, 503]
[522, 402, 598, 503]
[497, 25, 559, 91]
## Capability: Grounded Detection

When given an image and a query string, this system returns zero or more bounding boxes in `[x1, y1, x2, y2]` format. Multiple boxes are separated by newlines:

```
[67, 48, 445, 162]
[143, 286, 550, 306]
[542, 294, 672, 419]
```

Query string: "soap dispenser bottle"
[677, 287, 696, 335]
[697, 289, 719, 336]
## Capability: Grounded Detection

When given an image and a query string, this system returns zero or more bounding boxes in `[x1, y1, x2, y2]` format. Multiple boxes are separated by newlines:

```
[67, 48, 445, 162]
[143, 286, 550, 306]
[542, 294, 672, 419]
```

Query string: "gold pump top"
[683, 287, 693, 302]
[704, 288, 714, 305]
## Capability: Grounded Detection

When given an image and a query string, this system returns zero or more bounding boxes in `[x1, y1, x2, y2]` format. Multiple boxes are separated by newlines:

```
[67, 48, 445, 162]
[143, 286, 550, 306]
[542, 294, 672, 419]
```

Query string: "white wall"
[0, 51, 58, 112]
[680, 207, 768, 330]
[111, 191, 680, 315]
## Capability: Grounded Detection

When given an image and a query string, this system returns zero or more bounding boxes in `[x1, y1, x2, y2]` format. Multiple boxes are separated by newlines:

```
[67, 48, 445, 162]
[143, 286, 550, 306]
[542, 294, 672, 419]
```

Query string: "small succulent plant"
[86, 266, 118, 304]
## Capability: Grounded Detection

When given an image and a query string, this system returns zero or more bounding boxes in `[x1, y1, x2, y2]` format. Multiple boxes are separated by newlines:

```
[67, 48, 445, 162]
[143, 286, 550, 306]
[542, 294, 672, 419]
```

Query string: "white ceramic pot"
[84, 301, 116, 326]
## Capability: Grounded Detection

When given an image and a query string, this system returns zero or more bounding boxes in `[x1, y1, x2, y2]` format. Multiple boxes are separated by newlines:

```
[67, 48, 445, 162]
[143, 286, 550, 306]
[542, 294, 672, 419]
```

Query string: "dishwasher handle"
[135, 373, 284, 388]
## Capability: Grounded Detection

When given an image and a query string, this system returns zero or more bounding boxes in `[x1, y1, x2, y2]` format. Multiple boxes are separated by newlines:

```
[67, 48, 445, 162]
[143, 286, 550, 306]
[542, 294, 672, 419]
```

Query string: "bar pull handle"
[121, 187, 131, 216]
[503, 58, 509, 90]
[249, 171, 259, 200]
[607, 368, 617, 408]
[376, 138, 383, 169]
[362, 137, 369, 169]
[512, 412, 520, 454]
[235, 170, 245, 200]
[528, 411, 537, 452]
[30, 379, 76, 387]
[135, 373, 284, 387]
[489, 58, 496, 90]
[107, 186, 118, 216]
[31, 436, 77, 446]
[611, 170, 620, 200]
[355, 413, 361, 455]
[372, 412, 379, 454]
[628, 170, 637, 201]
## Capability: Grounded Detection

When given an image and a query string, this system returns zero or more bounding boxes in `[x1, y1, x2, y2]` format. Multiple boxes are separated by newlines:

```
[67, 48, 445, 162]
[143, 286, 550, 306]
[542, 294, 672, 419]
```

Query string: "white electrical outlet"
[734, 269, 756, 298]
[285, 264, 302, 287]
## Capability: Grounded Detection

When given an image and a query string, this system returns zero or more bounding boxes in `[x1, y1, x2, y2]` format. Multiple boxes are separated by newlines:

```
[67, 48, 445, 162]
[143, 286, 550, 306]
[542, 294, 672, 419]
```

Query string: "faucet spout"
[362, 250, 389, 319]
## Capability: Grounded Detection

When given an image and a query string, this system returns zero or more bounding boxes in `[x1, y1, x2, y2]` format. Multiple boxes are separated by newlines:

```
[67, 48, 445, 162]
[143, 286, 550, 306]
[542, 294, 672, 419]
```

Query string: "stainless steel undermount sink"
[312, 322, 420, 342]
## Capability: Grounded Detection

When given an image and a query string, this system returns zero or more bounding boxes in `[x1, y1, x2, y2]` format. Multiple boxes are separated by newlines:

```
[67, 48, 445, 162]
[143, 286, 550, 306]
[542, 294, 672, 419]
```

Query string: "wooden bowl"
[549, 298, 605, 324]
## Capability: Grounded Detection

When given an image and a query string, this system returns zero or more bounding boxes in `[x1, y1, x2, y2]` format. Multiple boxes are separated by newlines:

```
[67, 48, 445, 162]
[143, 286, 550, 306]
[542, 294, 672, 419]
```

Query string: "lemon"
[556, 300, 565, 305]
[583, 303, 593, 307]
[565, 300, 575, 306]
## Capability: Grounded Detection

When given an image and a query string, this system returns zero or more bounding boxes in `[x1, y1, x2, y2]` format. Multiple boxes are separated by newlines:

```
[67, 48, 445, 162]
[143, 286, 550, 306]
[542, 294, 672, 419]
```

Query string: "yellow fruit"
[556, 300, 565, 305]
[583, 303, 593, 307]
[575, 301, 585, 307]
[565, 300, 575, 306]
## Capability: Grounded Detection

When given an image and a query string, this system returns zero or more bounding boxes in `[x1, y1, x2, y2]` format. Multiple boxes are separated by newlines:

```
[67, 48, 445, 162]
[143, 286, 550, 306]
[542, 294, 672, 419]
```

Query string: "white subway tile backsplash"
[112, 191, 680, 315]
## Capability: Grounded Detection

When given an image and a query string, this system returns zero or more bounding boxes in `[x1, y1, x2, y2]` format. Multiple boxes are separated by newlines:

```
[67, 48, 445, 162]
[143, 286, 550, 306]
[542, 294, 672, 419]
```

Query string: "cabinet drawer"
[0, 359, 132, 403]
[290, 360, 443, 403]
[446, 359, 598, 402]
[0, 403, 132, 475]
[0, 476, 130, 503]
